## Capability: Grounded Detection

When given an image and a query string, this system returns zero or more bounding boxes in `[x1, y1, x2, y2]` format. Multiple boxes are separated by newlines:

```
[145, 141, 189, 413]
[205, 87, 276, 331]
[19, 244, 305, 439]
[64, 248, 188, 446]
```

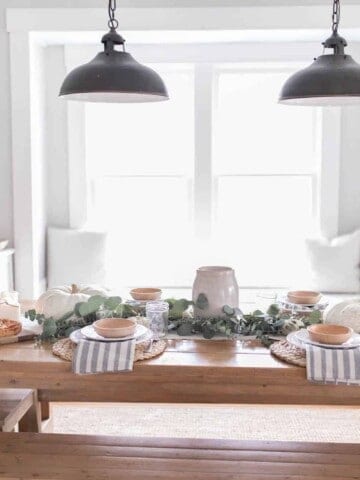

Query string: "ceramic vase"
[192, 266, 239, 318]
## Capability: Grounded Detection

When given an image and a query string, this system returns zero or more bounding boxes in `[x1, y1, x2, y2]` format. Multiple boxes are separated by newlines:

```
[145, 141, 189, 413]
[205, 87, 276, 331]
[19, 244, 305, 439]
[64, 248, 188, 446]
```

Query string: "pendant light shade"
[59, 2, 168, 103]
[280, 53, 360, 106]
[279, 0, 360, 106]
[59, 47, 169, 103]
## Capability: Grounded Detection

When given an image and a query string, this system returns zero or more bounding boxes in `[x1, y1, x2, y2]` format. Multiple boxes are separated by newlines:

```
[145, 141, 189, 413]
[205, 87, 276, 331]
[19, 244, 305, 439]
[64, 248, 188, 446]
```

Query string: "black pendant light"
[59, 0, 168, 103]
[279, 0, 360, 106]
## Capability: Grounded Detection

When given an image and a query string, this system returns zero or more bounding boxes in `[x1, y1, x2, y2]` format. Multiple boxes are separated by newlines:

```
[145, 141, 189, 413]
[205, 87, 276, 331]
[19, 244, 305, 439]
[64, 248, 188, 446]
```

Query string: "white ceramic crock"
[192, 266, 239, 318]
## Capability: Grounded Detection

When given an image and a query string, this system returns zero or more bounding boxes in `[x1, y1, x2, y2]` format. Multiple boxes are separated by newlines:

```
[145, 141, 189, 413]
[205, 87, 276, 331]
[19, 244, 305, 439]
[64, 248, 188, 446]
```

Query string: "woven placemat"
[52, 337, 167, 363]
[270, 340, 306, 367]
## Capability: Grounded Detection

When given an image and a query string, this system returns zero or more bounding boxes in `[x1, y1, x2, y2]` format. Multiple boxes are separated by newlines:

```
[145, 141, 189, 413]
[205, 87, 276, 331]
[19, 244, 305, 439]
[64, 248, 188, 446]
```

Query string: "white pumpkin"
[35, 284, 109, 320]
[323, 298, 360, 333]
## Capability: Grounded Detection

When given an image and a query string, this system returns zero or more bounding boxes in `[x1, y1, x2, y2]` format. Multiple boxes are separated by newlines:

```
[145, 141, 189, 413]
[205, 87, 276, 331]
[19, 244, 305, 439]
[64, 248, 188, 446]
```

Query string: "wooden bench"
[0, 389, 40, 433]
[0, 432, 359, 479]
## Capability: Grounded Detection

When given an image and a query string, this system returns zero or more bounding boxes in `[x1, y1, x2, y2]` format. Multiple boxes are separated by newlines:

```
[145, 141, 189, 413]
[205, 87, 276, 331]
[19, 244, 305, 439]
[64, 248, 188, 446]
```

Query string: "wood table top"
[0, 338, 359, 406]
[0, 337, 282, 368]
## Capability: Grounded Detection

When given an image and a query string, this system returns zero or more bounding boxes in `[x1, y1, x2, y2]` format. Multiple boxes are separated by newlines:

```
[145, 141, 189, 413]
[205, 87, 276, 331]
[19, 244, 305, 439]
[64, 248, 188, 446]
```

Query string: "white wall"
[339, 106, 360, 234]
[2, 0, 360, 295]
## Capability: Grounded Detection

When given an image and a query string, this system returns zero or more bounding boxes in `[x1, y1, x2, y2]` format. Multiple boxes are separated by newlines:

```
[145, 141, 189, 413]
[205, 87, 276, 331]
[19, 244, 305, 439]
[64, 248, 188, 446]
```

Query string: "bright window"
[212, 67, 319, 286]
[85, 62, 320, 289]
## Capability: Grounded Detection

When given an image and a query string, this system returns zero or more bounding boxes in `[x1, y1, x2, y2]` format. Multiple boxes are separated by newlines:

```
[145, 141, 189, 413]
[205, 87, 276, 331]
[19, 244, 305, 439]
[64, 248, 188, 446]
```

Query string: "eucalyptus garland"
[25, 295, 139, 340]
[168, 300, 322, 346]
[26, 293, 322, 346]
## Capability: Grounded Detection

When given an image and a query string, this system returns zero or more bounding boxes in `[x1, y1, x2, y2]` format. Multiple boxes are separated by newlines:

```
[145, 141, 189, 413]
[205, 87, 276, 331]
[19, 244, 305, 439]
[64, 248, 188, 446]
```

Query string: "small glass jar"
[146, 301, 169, 338]
[256, 290, 278, 313]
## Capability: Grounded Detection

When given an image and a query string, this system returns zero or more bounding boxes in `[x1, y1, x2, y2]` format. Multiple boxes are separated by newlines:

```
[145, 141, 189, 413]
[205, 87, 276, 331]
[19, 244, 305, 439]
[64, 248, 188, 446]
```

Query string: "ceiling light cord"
[332, 0, 340, 34]
[108, 0, 119, 30]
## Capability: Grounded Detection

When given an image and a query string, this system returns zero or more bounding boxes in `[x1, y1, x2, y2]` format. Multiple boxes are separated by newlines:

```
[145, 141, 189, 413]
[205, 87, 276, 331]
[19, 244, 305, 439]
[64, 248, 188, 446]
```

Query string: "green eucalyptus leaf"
[166, 298, 175, 309]
[202, 326, 215, 339]
[104, 296, 122, 311]
[196, 293, 209, 311]
[25, 309, 37, 321]
[167, 299, 192, 320]
[114, 304, 124, 317]
[87, 295, 105, 310]
[74, 302, 85, 317]
[41, 318, 57, 338]
[177, 323, 193, 336]
[79, 301, 99, 317]
[307, 310, 322, 324]
[267, 304, 280, 316]
[122, 304, 137, 318]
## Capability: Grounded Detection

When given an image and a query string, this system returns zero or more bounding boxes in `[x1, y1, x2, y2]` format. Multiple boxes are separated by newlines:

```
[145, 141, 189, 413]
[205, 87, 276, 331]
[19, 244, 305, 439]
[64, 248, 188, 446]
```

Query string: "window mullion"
[194, 63, 213, 240]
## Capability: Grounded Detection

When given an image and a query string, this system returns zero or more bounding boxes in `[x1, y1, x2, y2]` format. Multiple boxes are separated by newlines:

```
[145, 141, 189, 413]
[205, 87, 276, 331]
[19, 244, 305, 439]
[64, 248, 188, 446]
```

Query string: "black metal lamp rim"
[280, 94, 360, 101]
[59, 90, 169, 98]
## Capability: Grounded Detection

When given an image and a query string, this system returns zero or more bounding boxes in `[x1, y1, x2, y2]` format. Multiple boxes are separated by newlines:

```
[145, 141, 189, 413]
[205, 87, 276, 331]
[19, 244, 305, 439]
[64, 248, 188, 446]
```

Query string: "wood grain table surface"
[0, 338, 359, 406]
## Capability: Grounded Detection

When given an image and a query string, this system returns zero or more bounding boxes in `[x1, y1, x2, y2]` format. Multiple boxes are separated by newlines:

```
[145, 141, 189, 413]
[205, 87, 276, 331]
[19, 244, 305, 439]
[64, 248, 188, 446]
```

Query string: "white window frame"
[8, 4, 360, 295]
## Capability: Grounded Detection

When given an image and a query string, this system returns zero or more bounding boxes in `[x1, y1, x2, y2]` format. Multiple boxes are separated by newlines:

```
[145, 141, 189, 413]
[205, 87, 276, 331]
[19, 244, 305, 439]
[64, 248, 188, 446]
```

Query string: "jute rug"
[51, 403, 360, 443]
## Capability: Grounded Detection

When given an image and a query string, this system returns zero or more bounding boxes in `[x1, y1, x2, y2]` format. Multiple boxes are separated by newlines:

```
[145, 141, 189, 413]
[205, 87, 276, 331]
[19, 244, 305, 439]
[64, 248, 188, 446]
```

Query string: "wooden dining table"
[0, 337, 359, 406]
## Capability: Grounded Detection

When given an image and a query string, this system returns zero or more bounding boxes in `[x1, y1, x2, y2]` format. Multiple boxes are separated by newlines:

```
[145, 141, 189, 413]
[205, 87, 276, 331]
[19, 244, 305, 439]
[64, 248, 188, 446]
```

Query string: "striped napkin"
[72, 339, 135, 375]
[306, 345, 360, 385]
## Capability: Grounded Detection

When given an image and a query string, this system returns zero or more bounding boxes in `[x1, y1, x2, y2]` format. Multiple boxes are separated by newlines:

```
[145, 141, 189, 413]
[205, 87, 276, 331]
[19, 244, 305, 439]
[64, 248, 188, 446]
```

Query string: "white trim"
[318, 108, 341, 239]
[6, 6, 360, 32]
[194, 64, 213, 239]
[9, 32, 36, 298]
[9, 33, 47, 298]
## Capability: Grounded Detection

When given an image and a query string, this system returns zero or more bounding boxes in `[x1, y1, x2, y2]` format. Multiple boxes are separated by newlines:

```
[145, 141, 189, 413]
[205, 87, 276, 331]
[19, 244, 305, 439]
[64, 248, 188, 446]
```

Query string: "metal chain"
[108, 0, 119, 29]
[332, 0, 340, 33]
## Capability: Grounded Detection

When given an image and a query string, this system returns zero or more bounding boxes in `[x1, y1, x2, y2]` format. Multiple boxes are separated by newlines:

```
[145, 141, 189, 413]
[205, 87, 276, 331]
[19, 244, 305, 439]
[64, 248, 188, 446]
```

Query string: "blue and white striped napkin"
[72, 339, 135, 375]
[306, 345, 360, 385]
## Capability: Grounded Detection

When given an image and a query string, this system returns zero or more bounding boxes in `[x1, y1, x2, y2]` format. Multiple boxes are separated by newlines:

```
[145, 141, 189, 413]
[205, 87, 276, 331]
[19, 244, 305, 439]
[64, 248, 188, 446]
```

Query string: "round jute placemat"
[270, 340, 306, 368]
[52, 337, 167, 363]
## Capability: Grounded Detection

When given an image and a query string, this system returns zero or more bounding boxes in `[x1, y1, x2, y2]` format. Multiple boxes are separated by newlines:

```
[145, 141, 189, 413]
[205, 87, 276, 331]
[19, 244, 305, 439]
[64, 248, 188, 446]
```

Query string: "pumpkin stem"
[71, 284, 80, 294]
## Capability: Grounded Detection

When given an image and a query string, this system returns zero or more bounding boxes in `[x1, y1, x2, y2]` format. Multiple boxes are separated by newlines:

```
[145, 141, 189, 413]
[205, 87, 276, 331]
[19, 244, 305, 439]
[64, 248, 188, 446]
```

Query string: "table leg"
[18, 391, 41, 433]
[40, 399, 50, 421]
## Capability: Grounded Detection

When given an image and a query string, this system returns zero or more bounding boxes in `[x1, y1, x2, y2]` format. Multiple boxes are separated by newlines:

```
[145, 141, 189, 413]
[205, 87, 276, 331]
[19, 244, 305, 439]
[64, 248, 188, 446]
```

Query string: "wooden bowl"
[130, 288, 162, 301]
[307, 324, 353, 345]
[287, 290, 321, 305]
[93, 318, 136, 338]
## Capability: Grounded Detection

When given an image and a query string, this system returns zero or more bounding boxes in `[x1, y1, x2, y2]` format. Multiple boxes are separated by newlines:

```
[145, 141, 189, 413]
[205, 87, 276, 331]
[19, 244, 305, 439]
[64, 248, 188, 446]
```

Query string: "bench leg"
[18, 391, 41, 433]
